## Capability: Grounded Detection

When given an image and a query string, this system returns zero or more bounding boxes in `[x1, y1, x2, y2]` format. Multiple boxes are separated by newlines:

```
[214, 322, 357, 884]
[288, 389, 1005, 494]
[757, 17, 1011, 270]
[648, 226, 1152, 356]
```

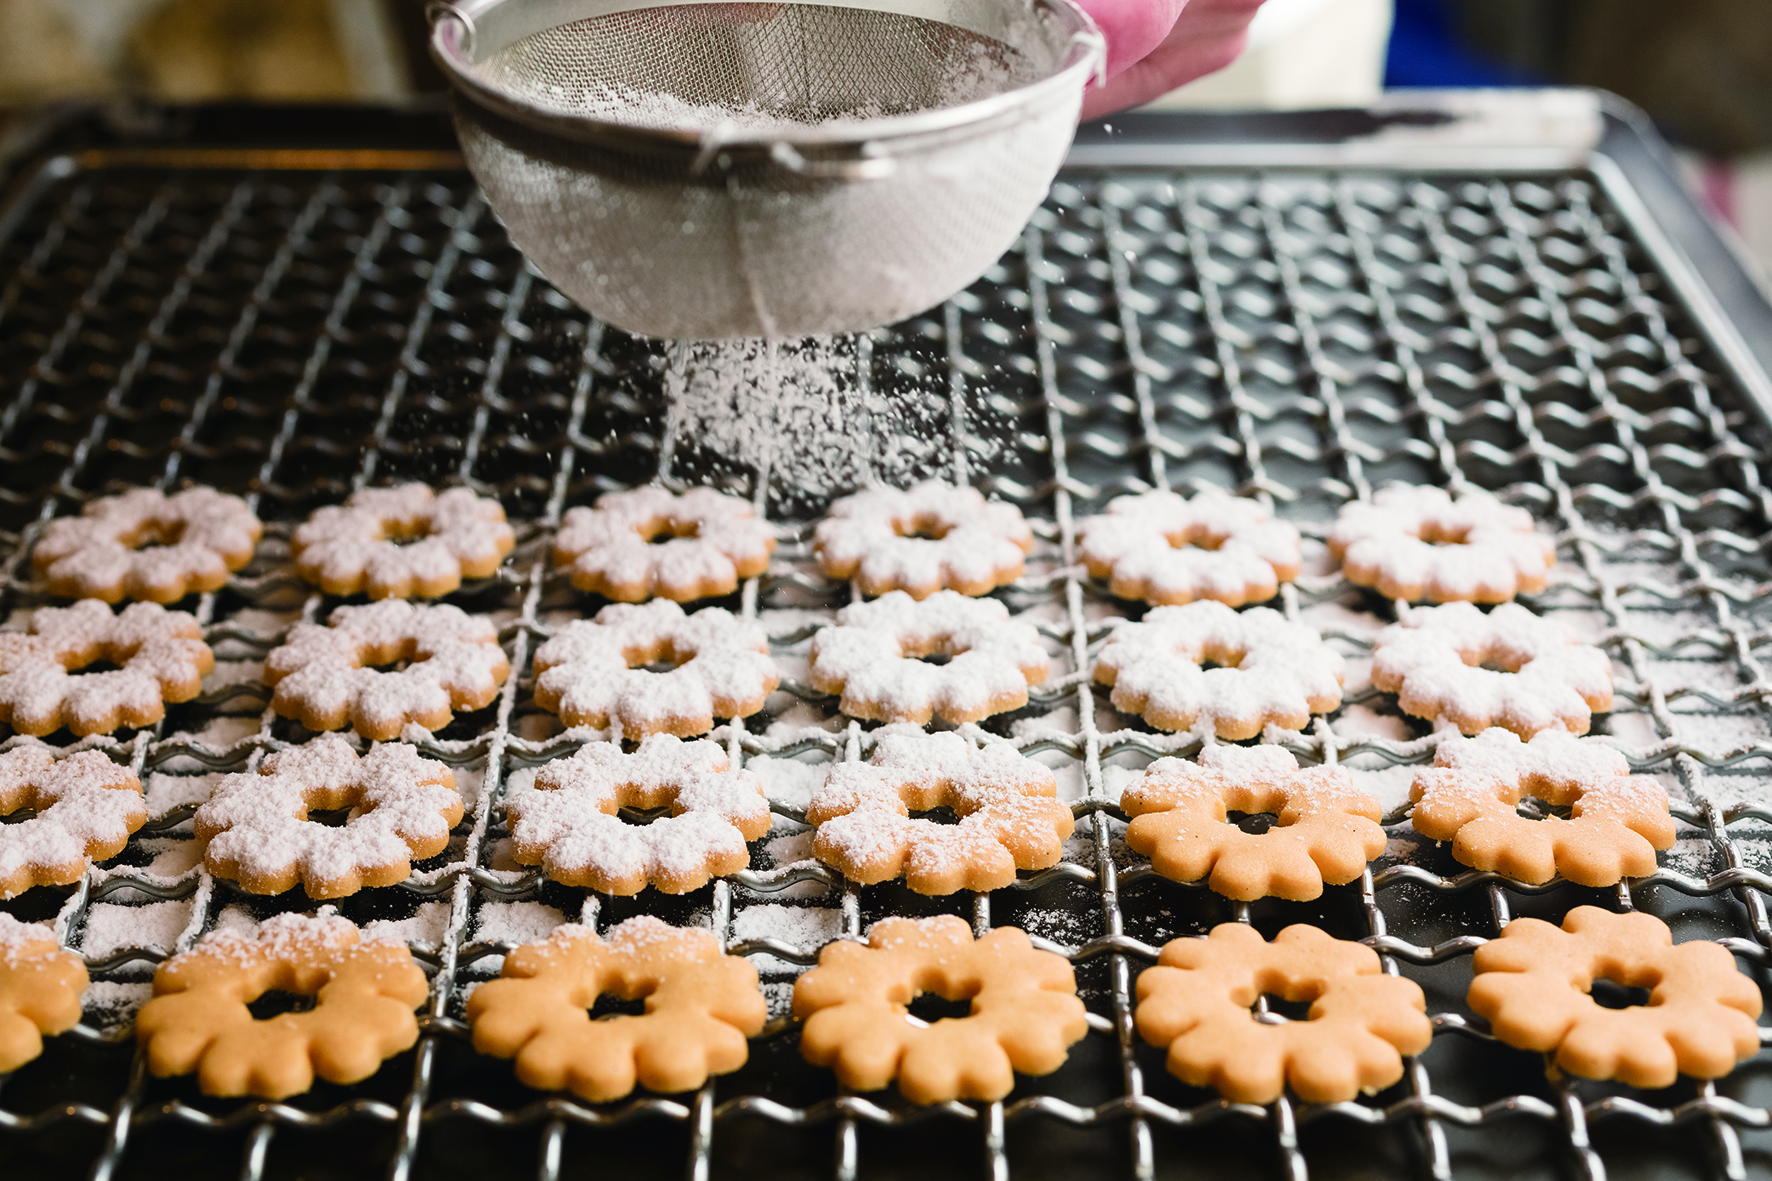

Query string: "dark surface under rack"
[2, 97, 1772, 1181]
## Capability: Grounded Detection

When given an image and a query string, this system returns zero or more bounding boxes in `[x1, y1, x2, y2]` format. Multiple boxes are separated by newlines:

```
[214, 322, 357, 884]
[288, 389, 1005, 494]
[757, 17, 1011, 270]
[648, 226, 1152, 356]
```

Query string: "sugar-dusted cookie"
[265, 599, 510, 741]
[806, 591, 1050, 724]
[1371, 602, 1612, 737]
[813, 481, 1034, 599]
[505, 735, 770, 894]
[0, 600, 213, 736]
[135, 912, 429, 1098]
[1411, 729, 1674, 886]
[1328, 486, 1555, 603]
[554, 487, 775, 603]
[1094, 602, 1343, 740]
[35, 487, 261, 604]
[532, 600, 778, 740]
[195, 734, 461, 897]
[0, 913, 88, 1073]
[467, 917, 766, 1102]
[1469, 907, 1761, 1088]
[806, 726, 1073, 894]
[1122, 744, 1385, 901]
[1136, 923, 1431, 1104]
[794, 916, 1087, 1104]
[0, 747, 146, 898]
[1079, 489, 1301, 607]
[293, 484, 515, 599]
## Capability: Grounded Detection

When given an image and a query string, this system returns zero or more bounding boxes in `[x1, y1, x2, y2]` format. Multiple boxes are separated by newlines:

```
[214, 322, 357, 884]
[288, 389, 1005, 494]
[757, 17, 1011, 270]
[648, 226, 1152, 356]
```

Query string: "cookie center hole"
[907, 991, 974, 1023]
[590, 991, 652, 1020]
[895, 517, 952, 542]
[307, 807, 355, 828]
[1513, 796, 1569, 821]
[1226, 810, 1281, 835]
[126, 520, 188, 552]
[629, 642, 690, 674]
[1, 806, 38, 824]
[615, 804, 672, 824]
[248, 990, 317, 1020]
[640, 520, 702, 543]
[909, 805, 964, 826]
[1170, 528, 1226, 552]
[1590, 978, 1652, 1010]
[380, 520, 434, 547]
[902, 639, 961, 666]
[1254, 994, 1315, 1023]
[1418, 524, 1475, 547]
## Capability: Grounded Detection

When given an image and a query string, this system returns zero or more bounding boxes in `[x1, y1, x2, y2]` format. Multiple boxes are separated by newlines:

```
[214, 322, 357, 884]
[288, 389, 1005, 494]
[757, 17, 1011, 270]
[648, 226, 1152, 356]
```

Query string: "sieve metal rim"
[429, 0, 1104, 158]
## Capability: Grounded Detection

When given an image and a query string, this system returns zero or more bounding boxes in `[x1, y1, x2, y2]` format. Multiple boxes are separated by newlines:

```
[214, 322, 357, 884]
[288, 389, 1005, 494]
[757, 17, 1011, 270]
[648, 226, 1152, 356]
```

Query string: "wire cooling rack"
[3, 97, 1772, 1181]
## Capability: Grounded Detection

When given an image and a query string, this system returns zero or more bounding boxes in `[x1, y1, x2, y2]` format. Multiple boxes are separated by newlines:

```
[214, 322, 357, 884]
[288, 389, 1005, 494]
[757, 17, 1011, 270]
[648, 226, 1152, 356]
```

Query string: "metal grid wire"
[2, 155, 1772, 1181]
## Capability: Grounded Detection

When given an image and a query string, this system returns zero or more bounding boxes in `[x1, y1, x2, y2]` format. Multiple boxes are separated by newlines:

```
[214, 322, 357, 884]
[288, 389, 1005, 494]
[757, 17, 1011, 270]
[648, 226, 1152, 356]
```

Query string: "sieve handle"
[426, 1, 478, 56]
[766, 142, 897, 181]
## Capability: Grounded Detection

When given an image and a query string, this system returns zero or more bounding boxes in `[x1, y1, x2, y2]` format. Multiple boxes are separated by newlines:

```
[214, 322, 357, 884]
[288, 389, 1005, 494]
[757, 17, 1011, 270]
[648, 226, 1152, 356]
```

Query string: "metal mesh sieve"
[430, 0, 1103, 340]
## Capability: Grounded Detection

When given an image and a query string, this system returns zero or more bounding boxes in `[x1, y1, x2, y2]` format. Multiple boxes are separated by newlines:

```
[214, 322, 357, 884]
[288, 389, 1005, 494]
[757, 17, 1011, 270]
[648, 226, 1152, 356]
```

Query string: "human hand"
[1076, 0, 1270, 119]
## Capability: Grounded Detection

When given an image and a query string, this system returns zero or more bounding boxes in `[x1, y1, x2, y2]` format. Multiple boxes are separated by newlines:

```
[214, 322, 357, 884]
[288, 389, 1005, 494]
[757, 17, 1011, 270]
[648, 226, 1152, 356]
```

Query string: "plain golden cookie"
[792, 916, 1087, 1104]
[1468, 907, 1761, 1088]
[1136, 923, 1431, 1104]
[135, 912, 429, 1099]
[1122, 744, 1385, 901]
[466, 917, 765, 1102]
[0, 914, 88, 1073]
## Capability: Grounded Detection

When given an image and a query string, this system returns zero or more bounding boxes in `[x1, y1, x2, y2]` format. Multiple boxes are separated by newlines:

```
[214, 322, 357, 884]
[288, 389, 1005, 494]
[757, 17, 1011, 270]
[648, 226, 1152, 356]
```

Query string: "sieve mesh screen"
[475, 3, 1050, 128]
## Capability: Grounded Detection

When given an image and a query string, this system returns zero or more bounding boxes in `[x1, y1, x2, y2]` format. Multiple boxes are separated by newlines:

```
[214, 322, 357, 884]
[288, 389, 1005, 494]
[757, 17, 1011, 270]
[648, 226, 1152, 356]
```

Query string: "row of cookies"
[30, 476, 1550, 612]
[2, 905, 1756, 1106]
[0, 721, 1672, 929]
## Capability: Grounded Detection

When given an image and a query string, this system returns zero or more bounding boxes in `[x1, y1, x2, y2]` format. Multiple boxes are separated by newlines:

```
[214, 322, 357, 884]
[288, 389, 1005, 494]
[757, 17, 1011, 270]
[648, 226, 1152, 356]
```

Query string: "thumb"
[1069, 0, 1192, 80]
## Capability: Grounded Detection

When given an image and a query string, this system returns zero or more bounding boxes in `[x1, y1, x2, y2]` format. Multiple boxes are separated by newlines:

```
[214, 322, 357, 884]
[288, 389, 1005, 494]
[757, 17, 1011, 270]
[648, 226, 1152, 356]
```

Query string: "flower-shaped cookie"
[0, 747, 146, 898]
[505, 735, 771, 894]
[265, 599, 510, 741]
[1410, 728, 1674, 885]
[0, 913, 88, 1073]
[0, 600, 213, 736]
[195, 734, 462, 897]
[1371, 602, 1612, 737]
[293, 484, 515, 599]
[136, 912, 429, 1098]
[467, 917, 766, 1102]
[806, 591, 1050, 724]
[813, 481, 1034, 599]
[1328, 486, 1555, 603]
[806, 726, 1074, 894]
[1122, 745, 1385, 901]
[1079, 489, 1301, 607]
[554, 486, 775, 602]
[35, 487, 261, 604]
[1094, 602, 1344, 740]
[1469, 907, 1761, 1088]
[794, 916, 1087, 1104]
[533, 600, 778, 739]
[1136, 923, 1431, 1104]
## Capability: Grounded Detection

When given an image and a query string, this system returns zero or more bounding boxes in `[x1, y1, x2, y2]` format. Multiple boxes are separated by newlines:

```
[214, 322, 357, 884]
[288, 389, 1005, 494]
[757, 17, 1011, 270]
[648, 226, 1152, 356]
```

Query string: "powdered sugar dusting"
[1371, 602, 1614, 737]
[1079, 489, 1301, 607]
[1095, 601, 1344, 740]
[505, 734, 770, 893]
[806, 590, 1050, 724]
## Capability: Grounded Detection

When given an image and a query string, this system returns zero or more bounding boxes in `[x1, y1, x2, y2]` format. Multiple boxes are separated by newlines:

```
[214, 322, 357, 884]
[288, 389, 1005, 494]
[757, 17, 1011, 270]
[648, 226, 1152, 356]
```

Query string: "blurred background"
[1, 0, 1769, 276]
